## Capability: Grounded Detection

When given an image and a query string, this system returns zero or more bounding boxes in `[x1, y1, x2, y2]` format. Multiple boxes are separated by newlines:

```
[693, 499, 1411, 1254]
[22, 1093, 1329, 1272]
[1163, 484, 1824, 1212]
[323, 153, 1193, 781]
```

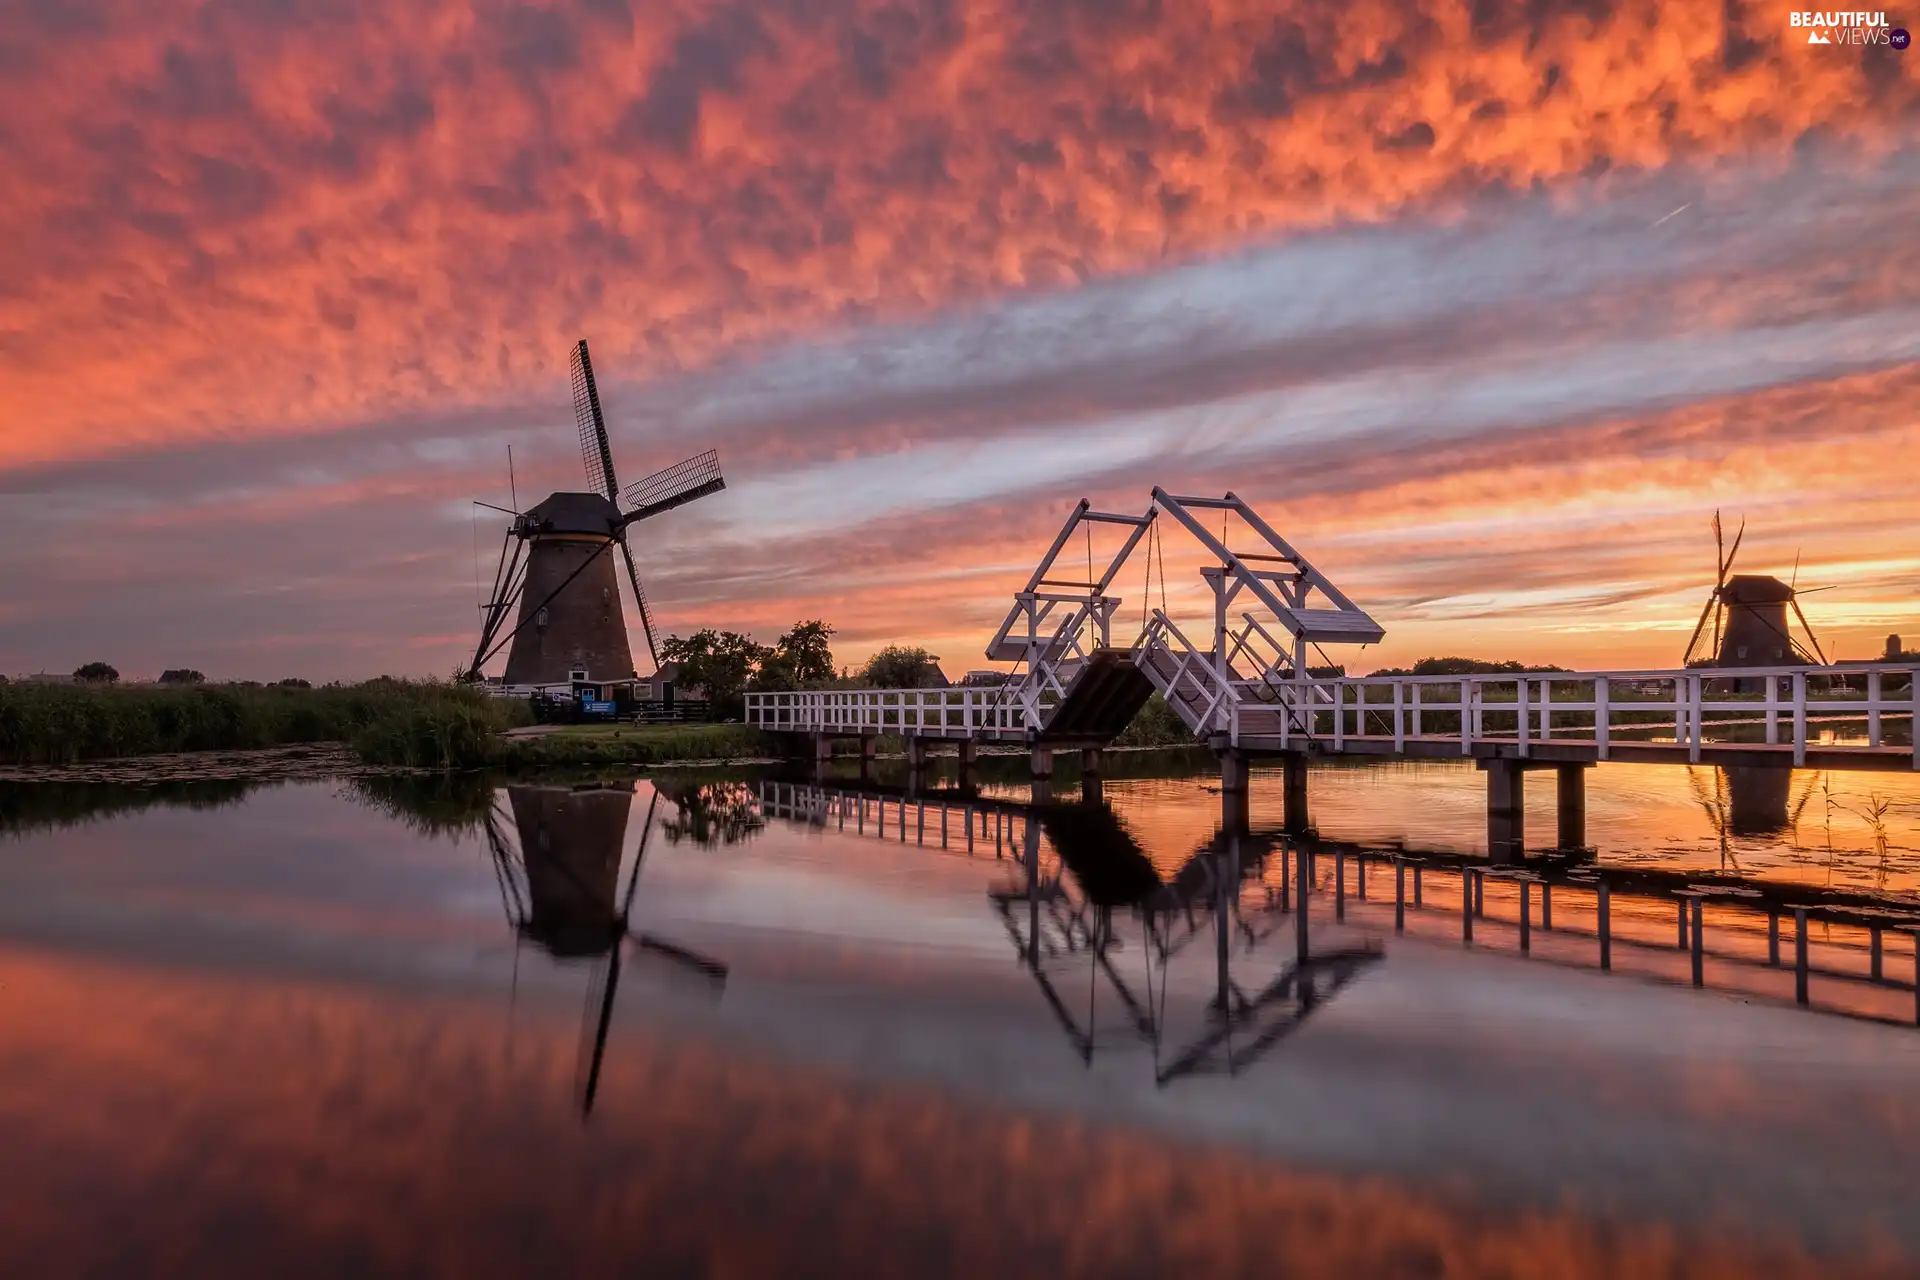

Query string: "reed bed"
[0, 680, 532, 770]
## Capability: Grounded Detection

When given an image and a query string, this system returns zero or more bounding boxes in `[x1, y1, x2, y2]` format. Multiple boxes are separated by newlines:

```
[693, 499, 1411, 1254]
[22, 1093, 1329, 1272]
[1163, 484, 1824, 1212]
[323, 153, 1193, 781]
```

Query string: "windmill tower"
[1681, 511, 1828, 669]
[467, 340, 725, 691]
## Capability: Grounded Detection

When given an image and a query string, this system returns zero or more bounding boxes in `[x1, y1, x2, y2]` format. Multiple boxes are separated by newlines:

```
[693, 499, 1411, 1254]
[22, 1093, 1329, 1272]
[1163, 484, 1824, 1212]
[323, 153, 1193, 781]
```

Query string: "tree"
[72, 662, 119, 684]
[861, 645, 944, 688]
[277, 678, 312, 689]
[753, 620, 837, 692]
[158, 669, 206, 685]
[776, 621, 836, 685]
[659, 630, 772, 719]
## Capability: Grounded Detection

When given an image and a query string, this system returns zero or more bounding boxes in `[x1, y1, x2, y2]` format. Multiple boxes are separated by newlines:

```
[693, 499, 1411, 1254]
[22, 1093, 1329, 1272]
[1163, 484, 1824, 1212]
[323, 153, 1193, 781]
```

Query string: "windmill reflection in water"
[482, 782, 729, 1116]
[990, 802, 1381, 1085]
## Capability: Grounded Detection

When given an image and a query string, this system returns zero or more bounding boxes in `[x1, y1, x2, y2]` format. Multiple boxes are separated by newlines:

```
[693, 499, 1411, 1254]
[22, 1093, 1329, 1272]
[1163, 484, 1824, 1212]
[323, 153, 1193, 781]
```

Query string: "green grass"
[0, 679, 532, 770]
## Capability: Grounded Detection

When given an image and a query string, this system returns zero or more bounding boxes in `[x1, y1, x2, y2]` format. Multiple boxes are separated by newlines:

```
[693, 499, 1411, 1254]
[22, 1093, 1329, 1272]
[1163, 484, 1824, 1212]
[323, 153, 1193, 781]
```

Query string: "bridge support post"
[956, 740, 978, 794]
[1081, 748, 1105, 804]
[1282, 753, 1309, 835]
[908, 736, 930, 774]
[1219, 751, 1251, 833]
[1556, 763, 1589, 851]
[1030, 745, 1054, 804]
[1485, 759, 1525, 863]
[858, 735, 877, 780]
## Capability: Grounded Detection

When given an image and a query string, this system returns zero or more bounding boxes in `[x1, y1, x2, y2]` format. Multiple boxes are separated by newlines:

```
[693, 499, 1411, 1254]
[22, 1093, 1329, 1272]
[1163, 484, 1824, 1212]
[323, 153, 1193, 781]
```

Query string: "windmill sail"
[618, 539, 661, 673]
[622, 449, 725, 520]
[570, 339, 620, 502]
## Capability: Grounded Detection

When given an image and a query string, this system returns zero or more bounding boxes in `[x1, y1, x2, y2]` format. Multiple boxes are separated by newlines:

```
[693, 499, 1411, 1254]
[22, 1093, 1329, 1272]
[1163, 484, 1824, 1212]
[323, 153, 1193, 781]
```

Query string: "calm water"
[2, 755, 1919, 1277]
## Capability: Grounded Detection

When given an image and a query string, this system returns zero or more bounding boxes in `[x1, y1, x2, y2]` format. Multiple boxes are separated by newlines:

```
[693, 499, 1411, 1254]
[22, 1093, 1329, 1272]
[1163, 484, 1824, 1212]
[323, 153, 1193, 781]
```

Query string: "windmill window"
[570, 669, 588, 682]
[536, 607, 550, 629]
[1736, 646, 1748, 659]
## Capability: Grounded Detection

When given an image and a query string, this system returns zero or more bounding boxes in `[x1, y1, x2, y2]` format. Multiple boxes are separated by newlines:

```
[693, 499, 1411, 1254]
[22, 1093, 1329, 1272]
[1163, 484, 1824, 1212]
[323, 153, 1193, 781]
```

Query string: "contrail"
[1651, 202, 1692, 227]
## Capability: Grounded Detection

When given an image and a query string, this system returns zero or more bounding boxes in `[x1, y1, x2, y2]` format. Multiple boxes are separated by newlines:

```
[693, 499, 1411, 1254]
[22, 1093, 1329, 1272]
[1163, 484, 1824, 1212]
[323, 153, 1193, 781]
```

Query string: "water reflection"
[0, 777, 260, 837]
[482, 783, 728, 1115]
[990, 807, 1383, 1084]
[6, 767, 1920, 1271]
[754, 773, 1920, 1034]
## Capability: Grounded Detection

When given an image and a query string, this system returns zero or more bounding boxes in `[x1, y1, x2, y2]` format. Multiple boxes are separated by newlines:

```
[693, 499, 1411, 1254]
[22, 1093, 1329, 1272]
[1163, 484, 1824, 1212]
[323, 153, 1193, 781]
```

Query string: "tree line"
[658, 621, 948, 718]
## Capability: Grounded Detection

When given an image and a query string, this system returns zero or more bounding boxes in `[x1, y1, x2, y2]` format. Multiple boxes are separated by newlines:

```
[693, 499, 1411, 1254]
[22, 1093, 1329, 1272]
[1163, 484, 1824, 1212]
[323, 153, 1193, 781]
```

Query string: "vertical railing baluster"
[1867, 671, 1882, 748]
[1595, 675, 1610, 760]
[1517, 677, 1530, 757]
[1792, 671, 1808, 766]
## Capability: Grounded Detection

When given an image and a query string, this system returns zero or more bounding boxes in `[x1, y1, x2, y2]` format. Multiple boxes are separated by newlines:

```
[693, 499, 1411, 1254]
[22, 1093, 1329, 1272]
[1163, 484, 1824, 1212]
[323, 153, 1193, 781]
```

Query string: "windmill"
[1681, 511, 1829, 668]
[466, 339, 725, 690]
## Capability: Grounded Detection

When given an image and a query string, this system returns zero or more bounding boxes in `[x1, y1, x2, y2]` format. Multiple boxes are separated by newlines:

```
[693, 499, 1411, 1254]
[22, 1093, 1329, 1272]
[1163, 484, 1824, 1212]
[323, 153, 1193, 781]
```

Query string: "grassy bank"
[0, 680, 531, 769]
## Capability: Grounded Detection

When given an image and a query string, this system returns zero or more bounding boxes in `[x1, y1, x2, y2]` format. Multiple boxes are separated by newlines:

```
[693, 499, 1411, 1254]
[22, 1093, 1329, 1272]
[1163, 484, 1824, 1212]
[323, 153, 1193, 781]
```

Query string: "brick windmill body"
[467, 340, 725, 709]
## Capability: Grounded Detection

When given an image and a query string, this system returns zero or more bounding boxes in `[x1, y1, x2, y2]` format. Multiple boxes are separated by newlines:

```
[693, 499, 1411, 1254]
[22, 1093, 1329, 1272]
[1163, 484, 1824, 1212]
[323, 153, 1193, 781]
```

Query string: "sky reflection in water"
[0, 758, 1918, 1277]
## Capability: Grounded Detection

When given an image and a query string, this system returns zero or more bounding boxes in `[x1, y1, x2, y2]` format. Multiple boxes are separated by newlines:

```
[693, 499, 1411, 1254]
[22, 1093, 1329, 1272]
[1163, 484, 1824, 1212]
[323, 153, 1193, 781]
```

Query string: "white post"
[1411, 682, 1423, 738]
[1792, 670, 1808, 766]
[1868, 671, 1882, 747]
[1538, 677, 1551, 742]
[1688, 673, 1702, 763]
[1765, 675, 1779, 745]
[1392, 682, 1404, 751]
[1332, 682, 1345, 751]
[1461, 680, 1473, 755]
[1911, 669, 1919, 769]
[1516, 677, 1529, 757]
[1595, 676, 1610, 760]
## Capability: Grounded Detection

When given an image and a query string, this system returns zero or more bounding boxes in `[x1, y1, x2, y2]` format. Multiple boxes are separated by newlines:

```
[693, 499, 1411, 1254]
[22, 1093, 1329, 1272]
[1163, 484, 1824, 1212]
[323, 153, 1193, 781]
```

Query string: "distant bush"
[158, 669, 206, 685]
[1367, 656, 1573, 678]
[72, 662, 119, 684]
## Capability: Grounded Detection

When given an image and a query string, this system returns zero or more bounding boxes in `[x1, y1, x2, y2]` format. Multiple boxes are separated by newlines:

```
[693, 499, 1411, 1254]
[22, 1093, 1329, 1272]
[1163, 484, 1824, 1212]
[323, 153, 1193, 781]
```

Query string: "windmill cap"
[521, 491, 623, 536]
[1723, 574, 1796, 604]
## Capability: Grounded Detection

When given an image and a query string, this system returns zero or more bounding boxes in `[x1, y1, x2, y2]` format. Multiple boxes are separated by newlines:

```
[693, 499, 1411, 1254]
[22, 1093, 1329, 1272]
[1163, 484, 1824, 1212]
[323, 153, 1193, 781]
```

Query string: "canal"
[0, 753, 1916, 1276]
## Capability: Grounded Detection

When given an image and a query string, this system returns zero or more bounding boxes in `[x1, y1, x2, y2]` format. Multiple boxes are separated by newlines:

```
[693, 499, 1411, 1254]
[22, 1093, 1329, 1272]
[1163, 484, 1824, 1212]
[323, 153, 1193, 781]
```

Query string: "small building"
[635, 662, 692, 702]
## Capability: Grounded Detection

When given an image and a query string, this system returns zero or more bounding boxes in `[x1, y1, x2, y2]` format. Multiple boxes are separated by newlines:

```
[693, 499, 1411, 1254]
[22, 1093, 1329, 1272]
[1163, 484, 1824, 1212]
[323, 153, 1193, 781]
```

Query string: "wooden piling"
[1394, 859, 1406, 933]
[1519, 879, 1532, 953]
[1598, 882, 1611, 970]
[1462, 869, 1474, 945]
[1690, 896, 1704, 987]
[1794, 907, 1810, 1005]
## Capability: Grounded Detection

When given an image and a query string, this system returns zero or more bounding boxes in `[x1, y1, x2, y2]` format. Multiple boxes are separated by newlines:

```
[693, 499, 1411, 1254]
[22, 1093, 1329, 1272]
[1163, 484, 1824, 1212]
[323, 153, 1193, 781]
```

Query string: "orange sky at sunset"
[1, 0, 1915, 678]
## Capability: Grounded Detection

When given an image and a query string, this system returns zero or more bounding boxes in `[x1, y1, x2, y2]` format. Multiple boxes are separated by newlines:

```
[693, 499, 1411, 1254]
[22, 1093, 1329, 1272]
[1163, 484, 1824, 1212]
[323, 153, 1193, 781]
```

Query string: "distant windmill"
[1681, 511, 1829, 668]
[466, 339, 725, 688]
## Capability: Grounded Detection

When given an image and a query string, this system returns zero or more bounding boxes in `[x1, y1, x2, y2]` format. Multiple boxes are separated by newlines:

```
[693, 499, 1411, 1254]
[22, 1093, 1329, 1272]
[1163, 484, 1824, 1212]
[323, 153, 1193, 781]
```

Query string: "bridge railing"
[1232, 665, 1918, 765]
[743, 687, 1036, 737]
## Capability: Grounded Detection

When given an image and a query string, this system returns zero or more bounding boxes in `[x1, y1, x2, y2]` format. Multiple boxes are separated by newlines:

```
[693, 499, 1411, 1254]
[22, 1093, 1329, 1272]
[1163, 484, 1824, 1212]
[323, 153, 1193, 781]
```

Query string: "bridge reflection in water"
[755, 773, 1920, 1038]
[759, 775, 1382, 1083]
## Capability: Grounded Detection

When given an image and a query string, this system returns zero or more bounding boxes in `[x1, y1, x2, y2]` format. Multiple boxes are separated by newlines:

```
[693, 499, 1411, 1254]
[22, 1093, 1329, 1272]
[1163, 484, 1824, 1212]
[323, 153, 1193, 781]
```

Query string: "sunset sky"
[1, 0, 1916, 681]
